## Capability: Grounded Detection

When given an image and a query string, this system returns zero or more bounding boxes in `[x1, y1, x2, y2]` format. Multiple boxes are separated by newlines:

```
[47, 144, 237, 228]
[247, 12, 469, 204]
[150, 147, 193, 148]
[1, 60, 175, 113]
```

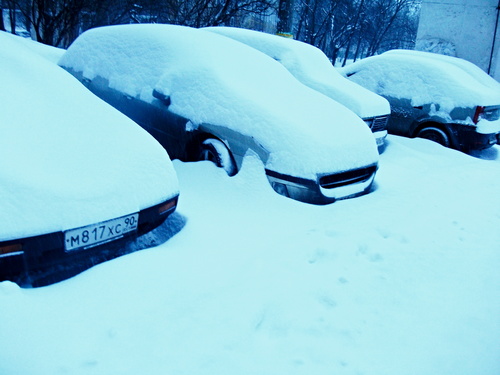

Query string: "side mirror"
[153, 89, 171, 107]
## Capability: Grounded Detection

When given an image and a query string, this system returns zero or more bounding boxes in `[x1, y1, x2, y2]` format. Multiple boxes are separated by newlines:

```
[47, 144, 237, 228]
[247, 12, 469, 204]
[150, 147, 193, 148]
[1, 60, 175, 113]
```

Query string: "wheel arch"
[412, 121, 458, 149]
[411, 121, 448, 137]
[186, 131, 239, 175]
[188, 124, 270, 171]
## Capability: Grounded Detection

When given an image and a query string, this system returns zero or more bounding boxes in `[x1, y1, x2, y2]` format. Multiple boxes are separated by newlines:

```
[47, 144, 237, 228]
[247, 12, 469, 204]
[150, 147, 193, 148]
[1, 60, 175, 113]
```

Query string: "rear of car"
[340, 50, 500, 152]
[0, 32, 179, 286]
[203, 26, 391, 150]
[59, 24, 379, 205]
[0, 200, 178, 286]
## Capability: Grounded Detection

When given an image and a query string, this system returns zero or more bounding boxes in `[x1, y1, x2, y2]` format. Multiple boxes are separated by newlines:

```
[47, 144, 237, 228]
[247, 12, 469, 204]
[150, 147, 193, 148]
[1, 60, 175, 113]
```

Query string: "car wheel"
[416, 126, 450, 147]
[199, 138, 237, 176]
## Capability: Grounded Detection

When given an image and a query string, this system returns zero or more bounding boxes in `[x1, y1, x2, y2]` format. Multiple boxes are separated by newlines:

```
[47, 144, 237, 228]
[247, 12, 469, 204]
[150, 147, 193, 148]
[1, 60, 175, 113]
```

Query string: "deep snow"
[341, 50, 500, 111]
[1, 30, 499, 375]
[0, 137, 499, 375]
[0, 32, 178, 239]
[203, 26, 390, 119]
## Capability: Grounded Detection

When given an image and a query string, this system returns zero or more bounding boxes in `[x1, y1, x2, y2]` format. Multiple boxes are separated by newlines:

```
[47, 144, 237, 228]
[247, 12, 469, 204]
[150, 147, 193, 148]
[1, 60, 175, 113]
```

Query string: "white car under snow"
[0, 32, 180, 286]
[203, 26, 391, 149]
[59, 24, 379, 205]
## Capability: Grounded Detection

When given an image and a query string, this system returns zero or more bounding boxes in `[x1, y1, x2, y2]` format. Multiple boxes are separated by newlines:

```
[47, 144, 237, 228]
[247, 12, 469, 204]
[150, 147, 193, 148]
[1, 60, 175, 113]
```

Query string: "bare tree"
[3, 0, 20, 34]
[1, 0, 418, 55]
[31, 0, 86, 45]
[294, 0, 360, 63]
[363, 0, 417, 57]
[341, 0, 365, 66]
[79, 0, 141, 32]
[0, 6, 5, 31]
[1, 0, 88, 45]
[277, 0, 292, 35]
[137, 0, 275, 28]
[293, 0, 419, 64]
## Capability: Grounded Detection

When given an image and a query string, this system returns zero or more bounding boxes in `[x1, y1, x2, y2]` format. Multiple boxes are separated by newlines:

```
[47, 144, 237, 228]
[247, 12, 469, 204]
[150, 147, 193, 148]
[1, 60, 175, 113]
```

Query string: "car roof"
[383, 49, 500, 92]
[340, 49, 500, 109]
[203, 26, 390, 118]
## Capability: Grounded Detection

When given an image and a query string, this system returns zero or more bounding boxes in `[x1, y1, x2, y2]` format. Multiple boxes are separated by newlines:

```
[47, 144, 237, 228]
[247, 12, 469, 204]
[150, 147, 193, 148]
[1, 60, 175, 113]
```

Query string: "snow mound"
[0, 32, 179, 240]
[59, 24, 378, 179]
[204, 26, 390, 119]
[384, 49, 500, 93]
[0, 31, 65, 63]
[340, 50, 500, 112]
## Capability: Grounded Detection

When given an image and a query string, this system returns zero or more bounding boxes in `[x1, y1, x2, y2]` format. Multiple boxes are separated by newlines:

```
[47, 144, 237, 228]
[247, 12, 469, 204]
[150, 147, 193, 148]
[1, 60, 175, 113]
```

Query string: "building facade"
[416, 0, 500, 80]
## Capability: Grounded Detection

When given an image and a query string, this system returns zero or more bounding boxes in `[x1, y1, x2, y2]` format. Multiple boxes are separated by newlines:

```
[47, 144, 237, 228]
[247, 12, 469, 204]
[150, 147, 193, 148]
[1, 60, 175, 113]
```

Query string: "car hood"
[0, 33, 179, 241]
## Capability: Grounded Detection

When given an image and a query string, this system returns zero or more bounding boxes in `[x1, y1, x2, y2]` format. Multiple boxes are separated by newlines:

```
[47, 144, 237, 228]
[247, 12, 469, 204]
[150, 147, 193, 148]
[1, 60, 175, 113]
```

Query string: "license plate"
[64, 213, 139, 252]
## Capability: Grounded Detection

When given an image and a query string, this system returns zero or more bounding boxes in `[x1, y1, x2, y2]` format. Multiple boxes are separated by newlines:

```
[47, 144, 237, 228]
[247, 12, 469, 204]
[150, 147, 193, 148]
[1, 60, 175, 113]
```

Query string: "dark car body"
[0, 199, 177, 286]
[386, 97, 499, 151]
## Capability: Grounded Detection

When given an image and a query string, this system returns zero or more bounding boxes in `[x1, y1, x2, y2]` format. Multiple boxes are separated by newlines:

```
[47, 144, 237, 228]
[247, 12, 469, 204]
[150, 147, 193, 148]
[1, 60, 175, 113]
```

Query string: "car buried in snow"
[204, 26, 391, 151]
[59, 24, 379, 205]
[0, 32, 179, 286]
[340, 50, 500, 152]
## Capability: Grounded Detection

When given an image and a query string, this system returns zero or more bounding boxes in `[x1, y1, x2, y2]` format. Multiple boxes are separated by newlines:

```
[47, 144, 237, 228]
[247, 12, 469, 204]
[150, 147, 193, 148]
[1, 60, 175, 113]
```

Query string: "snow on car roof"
[0, 32, 179, 240]
[340, 50, 500, 112]
[203, 26, 390, 119]
[0, 31, 65, 64]
[59, 24, 378, 179]
[384, 49, 500, 93]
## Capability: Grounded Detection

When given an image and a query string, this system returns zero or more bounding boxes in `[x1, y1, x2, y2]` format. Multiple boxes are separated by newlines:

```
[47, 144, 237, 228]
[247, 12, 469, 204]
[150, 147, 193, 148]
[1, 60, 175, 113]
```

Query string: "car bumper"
[374, 130, 388, 150]
[0, 196, 178, 286]
[452, 124, 498, 151]
[265, 165, 377, 205]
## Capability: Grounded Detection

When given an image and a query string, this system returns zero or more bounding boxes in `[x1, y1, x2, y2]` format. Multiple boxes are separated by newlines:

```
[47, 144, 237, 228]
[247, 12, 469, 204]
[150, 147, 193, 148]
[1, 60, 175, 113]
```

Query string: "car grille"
[365, 115, 389, 132]
[319, 165, 377, 189]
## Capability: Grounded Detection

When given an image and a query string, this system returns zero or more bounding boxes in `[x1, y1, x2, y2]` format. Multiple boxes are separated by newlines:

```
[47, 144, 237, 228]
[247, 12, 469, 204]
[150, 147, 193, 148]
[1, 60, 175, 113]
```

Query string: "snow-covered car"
[340, 50, 500, 152]
[0, 32, 179, 286]
[59, 24, 379, 205]
[203, 26, 391, 149]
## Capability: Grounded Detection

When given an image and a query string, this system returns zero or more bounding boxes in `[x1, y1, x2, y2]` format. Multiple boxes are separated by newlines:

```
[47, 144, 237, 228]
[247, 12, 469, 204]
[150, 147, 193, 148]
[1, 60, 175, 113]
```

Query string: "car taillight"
[0, 243, 23, 257]
[473, 106, 484, 124]
[158, 197, 178, 215]
[473, 106, 500, 123]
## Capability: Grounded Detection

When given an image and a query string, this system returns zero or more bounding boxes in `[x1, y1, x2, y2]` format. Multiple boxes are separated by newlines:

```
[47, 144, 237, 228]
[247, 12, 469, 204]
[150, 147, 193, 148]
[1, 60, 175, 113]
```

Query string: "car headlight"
[272, 182, 289, 197]
[157, 197, 178, 215]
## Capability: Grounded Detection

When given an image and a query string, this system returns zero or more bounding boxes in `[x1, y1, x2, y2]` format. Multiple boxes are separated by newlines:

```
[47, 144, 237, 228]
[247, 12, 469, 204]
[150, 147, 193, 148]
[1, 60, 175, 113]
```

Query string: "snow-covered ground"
[1, 30, 499, 375]
[1, 137, 499, 375]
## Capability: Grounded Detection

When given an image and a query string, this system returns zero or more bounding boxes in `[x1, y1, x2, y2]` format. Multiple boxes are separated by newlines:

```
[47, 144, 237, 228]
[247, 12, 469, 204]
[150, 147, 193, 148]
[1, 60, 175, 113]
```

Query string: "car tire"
[416, 126, 450, 147]
[199, 138, 237, 176]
